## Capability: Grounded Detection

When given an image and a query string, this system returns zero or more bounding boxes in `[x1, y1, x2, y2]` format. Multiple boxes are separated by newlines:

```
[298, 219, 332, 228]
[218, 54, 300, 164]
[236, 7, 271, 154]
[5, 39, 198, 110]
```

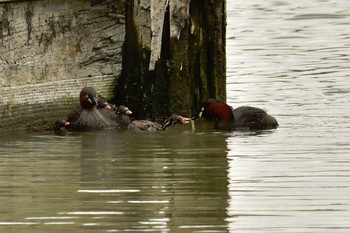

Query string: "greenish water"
[1, 0, 350, 232]
[0, 123, 236, 232]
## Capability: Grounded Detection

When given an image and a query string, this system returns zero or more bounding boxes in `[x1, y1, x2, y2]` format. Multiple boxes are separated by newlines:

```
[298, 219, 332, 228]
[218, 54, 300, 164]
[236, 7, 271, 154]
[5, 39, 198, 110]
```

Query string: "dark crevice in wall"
[188, 0, 226, 106]
[113, 0, 152, 119]
[25, 2, 33, 45]
[0, 4, 11, 46]
[150, 4, 170, 120]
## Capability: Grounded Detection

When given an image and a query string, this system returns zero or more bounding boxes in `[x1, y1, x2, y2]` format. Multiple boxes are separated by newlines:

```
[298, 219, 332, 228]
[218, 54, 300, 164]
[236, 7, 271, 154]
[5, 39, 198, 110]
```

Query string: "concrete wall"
[0, 0, 227, 129]
[0, 0, 124, 129]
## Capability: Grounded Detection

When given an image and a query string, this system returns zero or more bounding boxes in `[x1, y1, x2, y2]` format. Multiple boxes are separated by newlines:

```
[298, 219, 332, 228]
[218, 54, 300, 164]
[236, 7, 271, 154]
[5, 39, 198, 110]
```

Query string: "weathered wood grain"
[0, 0, 124, 129]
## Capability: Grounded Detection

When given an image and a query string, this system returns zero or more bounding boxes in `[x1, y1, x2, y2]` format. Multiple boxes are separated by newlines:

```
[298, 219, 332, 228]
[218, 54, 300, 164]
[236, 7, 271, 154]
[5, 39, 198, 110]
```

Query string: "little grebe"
[67, 93, 114, 123]
[31, 119, 70, 132]
[193, 99, 278, 130]
[115, 105, 190, 132]
[97, 96, 126, 123]
[68, 87, 116, 130]
[97, 96, 112, 110]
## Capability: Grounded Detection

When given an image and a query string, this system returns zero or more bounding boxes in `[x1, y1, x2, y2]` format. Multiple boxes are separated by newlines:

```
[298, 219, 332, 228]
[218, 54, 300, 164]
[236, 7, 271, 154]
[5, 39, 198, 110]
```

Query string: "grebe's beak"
[191, 107, 204, 120]
[87, 96, 98, 106]
[180, 117, 190, 124]
[104, 104, 112, 110]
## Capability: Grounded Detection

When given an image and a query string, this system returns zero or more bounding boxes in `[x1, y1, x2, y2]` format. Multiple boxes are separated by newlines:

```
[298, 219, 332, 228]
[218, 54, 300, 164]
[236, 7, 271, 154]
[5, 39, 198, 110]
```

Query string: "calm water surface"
[1, 0, 350, 232]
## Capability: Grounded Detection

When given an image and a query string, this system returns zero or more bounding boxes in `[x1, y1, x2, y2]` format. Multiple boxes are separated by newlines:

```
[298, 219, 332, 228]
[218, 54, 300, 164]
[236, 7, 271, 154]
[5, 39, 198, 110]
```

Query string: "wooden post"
[114, 0, 226, 119]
